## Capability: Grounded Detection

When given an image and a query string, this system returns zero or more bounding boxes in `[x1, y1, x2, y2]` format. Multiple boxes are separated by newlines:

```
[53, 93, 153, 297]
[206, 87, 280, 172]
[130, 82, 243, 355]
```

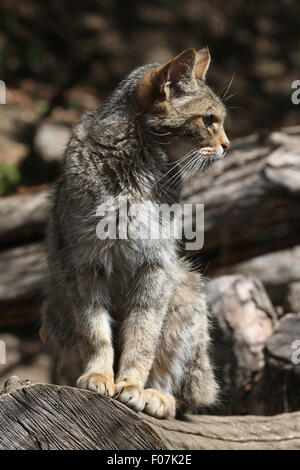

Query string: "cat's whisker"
[183, 154, 202, 181]
[170, 153, 201, 188]
[167, 148, 198, 167]
[217, 79, 230, 97]
[161, 148, 197, 172]
[181, 165, 197, 186]
[163, 151, 196, 166]
[227, 106, 243, 110]
[173, 152, 199, 178]
[217, 73, 234, 98]
[199, 154, 212, 172]
[222, 71, 235, 99]
[176, 159, 195, 186]
[180, 151, 212, 185]
[182, 159, 204, 185]
[167, 157, 196, 189]
[166, 158, 195, 189]
[155, 149, 198, 187]
[224, 92, 240, 103]
[197, 156, 207, 174]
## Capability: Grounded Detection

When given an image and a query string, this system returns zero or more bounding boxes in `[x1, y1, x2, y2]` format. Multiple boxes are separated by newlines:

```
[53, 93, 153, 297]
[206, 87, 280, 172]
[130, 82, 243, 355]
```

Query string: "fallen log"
[0, 188, 50, 247]
[0, 242, 46, 327]
[0, 378, 299, 450]
[213, 245, 300, 309]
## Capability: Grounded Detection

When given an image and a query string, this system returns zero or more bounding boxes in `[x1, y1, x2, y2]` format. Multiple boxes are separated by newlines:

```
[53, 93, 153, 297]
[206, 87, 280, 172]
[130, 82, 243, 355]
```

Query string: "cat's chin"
[210, 147, 227, 161]
[211, 153, 225, 162]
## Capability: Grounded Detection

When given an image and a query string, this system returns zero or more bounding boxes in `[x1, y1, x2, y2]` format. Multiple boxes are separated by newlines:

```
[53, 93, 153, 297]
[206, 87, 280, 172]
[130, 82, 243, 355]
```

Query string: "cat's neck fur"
[84, 94, 178, 200]
[67, 63, 181, 203]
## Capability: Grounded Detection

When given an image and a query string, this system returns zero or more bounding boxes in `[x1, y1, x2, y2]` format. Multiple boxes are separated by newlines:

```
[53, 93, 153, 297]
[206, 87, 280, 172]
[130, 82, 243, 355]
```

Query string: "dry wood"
[285, 282, 300, 313]
[214, 245, 300, 288]
[0, 188, 50, 246]
[0, 380, 165, 450]
[260, 314, 300, 415]
[0, 242, 46, 327]
[0, 379, 299, 450]
[213, 245, 300, 308]
[214, 245, 300, 312]
[206, 274, 277, 415]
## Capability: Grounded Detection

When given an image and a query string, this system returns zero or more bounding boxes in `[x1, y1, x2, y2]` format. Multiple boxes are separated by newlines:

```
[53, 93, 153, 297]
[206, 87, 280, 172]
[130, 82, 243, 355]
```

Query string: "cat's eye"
[203, 115, 214, 129]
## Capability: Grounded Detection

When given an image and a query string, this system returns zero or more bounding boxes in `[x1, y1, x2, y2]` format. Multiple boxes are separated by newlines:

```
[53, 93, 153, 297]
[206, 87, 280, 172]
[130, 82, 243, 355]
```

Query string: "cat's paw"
[142, 389, 176, 419]
[77, 373, 115, 397]
[114, 381, 145, 412]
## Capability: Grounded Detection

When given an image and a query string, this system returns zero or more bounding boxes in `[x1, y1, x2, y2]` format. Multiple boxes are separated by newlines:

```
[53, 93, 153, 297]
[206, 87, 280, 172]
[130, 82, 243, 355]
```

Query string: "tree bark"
[0, 379, 299, 450]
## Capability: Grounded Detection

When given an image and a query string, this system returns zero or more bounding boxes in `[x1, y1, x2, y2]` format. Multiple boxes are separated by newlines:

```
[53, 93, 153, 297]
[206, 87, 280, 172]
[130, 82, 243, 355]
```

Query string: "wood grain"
[0, 380, 300, 450]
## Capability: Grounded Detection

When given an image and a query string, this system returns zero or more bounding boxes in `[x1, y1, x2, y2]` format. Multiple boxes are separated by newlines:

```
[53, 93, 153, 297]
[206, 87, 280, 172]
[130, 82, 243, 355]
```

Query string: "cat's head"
[137, 48, 230, 164]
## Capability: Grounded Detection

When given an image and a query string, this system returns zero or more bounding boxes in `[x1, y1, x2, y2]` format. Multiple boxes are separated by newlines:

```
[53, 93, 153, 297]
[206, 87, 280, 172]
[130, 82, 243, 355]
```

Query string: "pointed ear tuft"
[195, 47, 211, 80]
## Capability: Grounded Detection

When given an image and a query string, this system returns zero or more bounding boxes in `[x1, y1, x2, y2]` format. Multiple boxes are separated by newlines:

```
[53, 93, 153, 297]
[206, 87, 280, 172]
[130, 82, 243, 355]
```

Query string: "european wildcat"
[41, 47, 230, 419]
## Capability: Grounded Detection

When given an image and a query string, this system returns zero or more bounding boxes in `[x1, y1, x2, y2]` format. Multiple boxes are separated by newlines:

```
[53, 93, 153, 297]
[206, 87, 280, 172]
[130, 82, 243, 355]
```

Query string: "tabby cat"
[41, 47, 230, 419]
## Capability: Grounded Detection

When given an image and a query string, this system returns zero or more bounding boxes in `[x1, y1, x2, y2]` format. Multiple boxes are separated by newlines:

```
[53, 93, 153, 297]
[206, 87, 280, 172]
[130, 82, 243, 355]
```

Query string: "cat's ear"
[195, 47, 211, 80]
[160, 48, 197, 98]
[137, 48, 197, 110]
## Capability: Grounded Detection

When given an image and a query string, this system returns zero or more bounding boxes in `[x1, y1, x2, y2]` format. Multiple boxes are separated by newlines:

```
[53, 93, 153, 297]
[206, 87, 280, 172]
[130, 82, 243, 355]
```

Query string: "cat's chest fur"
[78, 194, 179, 276]
[72, 194, 178, 314]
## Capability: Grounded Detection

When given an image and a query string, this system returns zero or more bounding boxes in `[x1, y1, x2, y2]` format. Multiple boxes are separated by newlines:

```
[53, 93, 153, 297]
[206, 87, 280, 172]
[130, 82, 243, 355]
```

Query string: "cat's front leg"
[114, 262, 173, 414]
[75, 305, 115, 397]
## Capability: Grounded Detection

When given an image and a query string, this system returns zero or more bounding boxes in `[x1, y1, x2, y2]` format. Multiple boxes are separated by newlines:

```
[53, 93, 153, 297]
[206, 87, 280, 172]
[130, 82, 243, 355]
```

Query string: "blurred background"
[0, 0, 300, 416]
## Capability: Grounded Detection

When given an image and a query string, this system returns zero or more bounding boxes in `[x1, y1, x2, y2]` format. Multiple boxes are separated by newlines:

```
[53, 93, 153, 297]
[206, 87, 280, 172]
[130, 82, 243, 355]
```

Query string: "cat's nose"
[221, 141, 230, 153]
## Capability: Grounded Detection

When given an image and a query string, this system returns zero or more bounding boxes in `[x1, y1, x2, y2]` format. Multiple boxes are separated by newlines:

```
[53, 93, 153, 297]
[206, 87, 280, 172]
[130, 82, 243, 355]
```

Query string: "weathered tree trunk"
[0, 379, 299, 450]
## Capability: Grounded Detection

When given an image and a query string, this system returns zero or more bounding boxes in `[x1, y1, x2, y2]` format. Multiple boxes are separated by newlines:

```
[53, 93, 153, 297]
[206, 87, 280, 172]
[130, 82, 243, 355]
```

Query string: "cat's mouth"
[210, 149, 227, 161]
[196, 145, 225, 161]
